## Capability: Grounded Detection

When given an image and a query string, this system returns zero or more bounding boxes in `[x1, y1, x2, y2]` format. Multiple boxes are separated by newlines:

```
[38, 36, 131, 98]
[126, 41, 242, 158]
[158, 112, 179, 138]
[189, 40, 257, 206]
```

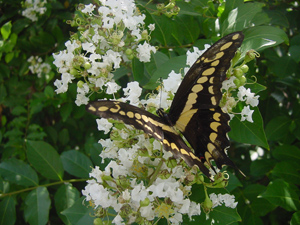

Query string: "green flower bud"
[94, 218, 103, 225]
[231, 50, 241, 66]
[84, 62, 92, 70]
[125, 49, 133, 55]
[245, 49, 259, 63]
[239, 75, 246, 86]
[202, 195, 213, 213]
[141, 30, 148, 40]
[233, 77, 240, 87]
[241, 64, 249, 73]
[77, 80, 84, 88]
[140, 198, 150, 207]
[233, 68, 243, 78]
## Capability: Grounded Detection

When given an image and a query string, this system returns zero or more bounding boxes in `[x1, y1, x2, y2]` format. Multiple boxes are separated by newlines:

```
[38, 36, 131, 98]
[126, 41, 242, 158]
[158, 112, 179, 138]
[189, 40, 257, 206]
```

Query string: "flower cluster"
[21, 0, 47, 22]
[52, 1, 156, 106]
[27, 56, 51, 79]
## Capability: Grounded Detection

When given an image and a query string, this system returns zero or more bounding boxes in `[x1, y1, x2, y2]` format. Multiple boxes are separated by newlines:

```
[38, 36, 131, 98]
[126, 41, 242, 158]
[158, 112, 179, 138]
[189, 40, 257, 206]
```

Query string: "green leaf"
[229, 107, 269, 149]
[58, 128, 70, 146]
[291, 211, 300, 225]
[241, 26, 288, 56]
[265, 116, 291, 141]
[145, 52, 169, 81]
[250, 159, 276, 178]
[260, 179, 300, 211]
[1, 21, 12, 40]
[54, 183, 80, 225]
[61, 197, 94, 225]
[243, 184, 276, 216]
[26, 140, 64, 180]
[0, 196, 16, 225]
[132, 57, 147, 85]
[221, 2, 264, 35]
[0, 158, 39, 187]
[24, 187, 51, 225]
[271, 161, 300, 185]
[60, 102, 73, 122]
[272, 145, 300, 164]
[209, 205, 241, 224]
[289, 45, 300, 63]
[61, 150, 93, 178]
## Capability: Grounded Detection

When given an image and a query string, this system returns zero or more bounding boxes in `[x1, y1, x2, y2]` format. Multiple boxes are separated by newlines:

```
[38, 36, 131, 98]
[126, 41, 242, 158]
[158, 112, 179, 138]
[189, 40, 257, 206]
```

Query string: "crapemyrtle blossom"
[21, 0, 47, 22]
[27, 56, 51, 79]
[52, 0, 156, 106]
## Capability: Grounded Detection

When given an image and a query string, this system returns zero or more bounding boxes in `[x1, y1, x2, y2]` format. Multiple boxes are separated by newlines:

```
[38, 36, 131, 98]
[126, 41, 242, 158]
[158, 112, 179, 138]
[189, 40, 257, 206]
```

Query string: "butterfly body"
[87, 32, 244, 179]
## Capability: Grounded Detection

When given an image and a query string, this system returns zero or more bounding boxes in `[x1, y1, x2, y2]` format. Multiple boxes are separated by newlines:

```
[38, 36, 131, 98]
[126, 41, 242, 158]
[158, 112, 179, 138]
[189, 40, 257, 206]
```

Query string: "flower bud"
[140, 198, 150, 207]
[233, 68, 243, 78]
[77, 80, 84, 88]
[93, 218, 103, 225]
[241, 64, 249, 73]
[239, 75, 246, 86]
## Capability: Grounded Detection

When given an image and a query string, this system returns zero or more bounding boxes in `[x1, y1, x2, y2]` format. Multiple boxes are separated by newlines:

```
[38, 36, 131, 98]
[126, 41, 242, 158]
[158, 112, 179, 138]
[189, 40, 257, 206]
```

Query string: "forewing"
[168, 32, 244, 125]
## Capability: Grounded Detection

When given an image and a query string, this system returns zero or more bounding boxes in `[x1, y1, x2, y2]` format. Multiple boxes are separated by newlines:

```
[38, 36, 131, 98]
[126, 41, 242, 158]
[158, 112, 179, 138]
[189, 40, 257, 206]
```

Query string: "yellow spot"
[163, 139, 170, 146]
[208, 86, 214, 94]
[209, 132, 218, 143]
[127, 111, 134, 118]
[142, 115, 149, 122]
[161, 124, 176, 134]
[110, 105, 121, 113]
[180, 149, 189, 156]
[203, 52, 224, 63]
[191, 84, 203, 93]
[211, 60, 219, 67]
[119, 110, 126, 115]
[144, 124, 153, 132]
[211, 96, 217, 105]
[207, 143, 215, 154]
[171, 143, 179, 151]
[196, 59, 201, 64]
[210, 122, 221, 132]
[88, 105, 96, 112]
[187, 92, 198, 104]
[197, 77, 208, 84]
[135, 113, 141, 119]
[205, 151, 212, 162]
[232, 33, 240, 40]
[220, 42, 233, 51]
[154, 132, 162, 140]
[136, 120, 143, 126]
[213, 113, 221, 121]
[202, 67, 215, 76]
[209, 77, 214, 84]
[98, 106, 109, 111]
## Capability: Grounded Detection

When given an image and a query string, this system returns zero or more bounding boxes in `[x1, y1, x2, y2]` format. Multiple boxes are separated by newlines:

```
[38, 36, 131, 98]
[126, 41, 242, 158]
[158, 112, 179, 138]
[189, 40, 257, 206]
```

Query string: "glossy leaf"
[61, 150, 93, 178]
[54, 183, 80, 225]
[229, 107, 269, 149]
[61, 197, 94, 225]
[26, 140, 64, 180]
[24, 187, 51, 225]
[0, 196, 16, 225]
[0, 158, 38, 187]
[260, 179, 300, 211]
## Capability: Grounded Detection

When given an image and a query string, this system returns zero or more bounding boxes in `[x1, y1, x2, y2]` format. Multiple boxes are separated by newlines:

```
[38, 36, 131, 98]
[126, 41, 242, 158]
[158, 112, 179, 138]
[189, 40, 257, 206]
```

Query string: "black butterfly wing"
[167, 32, 244, 171]
[87, 100, 212, 178]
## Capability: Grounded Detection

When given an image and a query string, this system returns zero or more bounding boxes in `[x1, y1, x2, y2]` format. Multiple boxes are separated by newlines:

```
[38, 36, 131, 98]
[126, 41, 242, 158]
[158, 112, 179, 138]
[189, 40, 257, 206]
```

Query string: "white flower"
[241, 105, 254, 123]
[105, 81, 121, 94]
[222, 76, 237, 91]
[122, 81, 142, 105]
[96, 118, 113, 134]
[112, 214, 124, 225]
[75, 93, 89, 106]
[210, 193, 238, 209]
[163, 71, 182, 94]
[186, 45, 210, 67]
[148, 23, 155, 31]
[81, 3, 96, 15]
[136, 42, 156, 62]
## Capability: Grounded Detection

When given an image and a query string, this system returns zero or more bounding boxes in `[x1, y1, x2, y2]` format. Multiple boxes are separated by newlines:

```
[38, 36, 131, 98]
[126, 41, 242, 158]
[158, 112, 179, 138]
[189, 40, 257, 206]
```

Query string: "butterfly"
[87, 32, 244, 180]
